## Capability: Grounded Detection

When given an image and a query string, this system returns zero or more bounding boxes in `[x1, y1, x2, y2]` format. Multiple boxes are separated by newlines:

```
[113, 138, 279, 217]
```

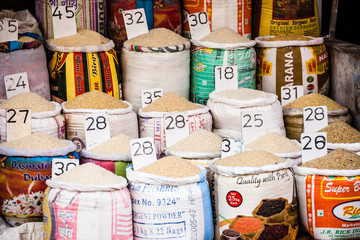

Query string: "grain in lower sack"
[80, 134, 134, 178]
[126, 156, 213, 239]
[62, 90, 139, 152]
[255, 35, 329, 100]
[190, 28, 257, 105]
[293, 149, 360, 240]
[121, 28, 191, 111]
[0, 132, 77, 227]
[138, 93, 213, 156]
[0, 92, 65, 141]
[210, 150, 298, 239]
[282, 93, 351, 141]
[206, 88, 285, 141]
[46, 29, 121, 103]
[43, 163, 132, 239]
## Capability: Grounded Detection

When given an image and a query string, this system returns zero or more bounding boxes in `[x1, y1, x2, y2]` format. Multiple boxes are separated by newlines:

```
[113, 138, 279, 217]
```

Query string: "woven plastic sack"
[108, 0, 182, 51]
[43, 176, 132, 239]
[0, 143, 78, 227]
[294, 166, 360, 240]
[126, 165, 213, 240]
[210, 159, 299, 240]
[138, 106, 212, 156]
[0, 9, 42, 36]
[252, 0, 320, 38]
[35, 0, 106, 39]
[256, 36, 329, 99]
[190, 40, 257, 105]
[182, 0, 252, 39]
[121, 42, 191, 112]
[62, 101, 139, 152]
[47, 40, 121, 103]
[0, 102, 65, 142]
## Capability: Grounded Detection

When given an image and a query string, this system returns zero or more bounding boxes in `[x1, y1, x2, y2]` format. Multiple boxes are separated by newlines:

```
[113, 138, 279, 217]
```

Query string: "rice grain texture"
[215, 150, 285, 167]
[265, 35, 312, 41]
[46, 29, 110, 47]
[87, 134, 134, 154]
[142, 93, 203, 112]
[245, 132, 301, 153]
[0, 92, 55, 112]
[283, 93, 346, 111]
[216, 88, 272, 100]
[318, 121, 360, 143]
[201, 27, 250, 43]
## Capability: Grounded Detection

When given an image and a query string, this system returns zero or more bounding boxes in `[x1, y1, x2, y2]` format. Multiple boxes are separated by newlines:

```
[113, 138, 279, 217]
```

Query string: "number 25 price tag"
[281, 85, 303, 106]
[241, 111, 265, 143]
[4, 72, 30, 98]
[215, 66, 238, 91]
[164, 113, 189, 147]
[303, 106, 328, 133]
[6, 109, 31, 142]
[123, 8, 148, 40]
[52, 158, 79, 179]
[187, 11, 210, 40]
[130, 137, 157, 170]
[84, 113, 111, 150]
[141, 88, 163, 108]
[221, 138, 244, 158]
[51, 6, 77, 39]
[301, 132, 327, 163]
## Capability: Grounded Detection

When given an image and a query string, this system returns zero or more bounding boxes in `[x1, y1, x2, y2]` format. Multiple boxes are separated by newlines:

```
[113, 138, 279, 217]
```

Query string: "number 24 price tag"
[84, 113, 111, 150]
[123, 8, 148, 40]
[0, 19, 18, 42]
[141, 88, 163, 108]
[303, 106, 328, 133]
[187, 11, 210, 40]
[301, 132, 327, 163]
[215, 66, 238, 91]
[221, 138, 244, 158]
[52, 158, 79, 179]
[4, 72, 30, 98]
[51, 6, 77, 39]
[130, 137, 157, 170]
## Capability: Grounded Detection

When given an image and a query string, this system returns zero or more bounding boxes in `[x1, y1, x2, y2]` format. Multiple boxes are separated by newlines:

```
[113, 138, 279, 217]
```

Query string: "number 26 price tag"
[215, 66, 238, 91]
[130, 137, 157, 170]
[52, 158, 79, 179]
[0, 19, 18, 42]
[187, 11, 210, 40]
[84, 113, 111, 150]
[301, 132, 327, 163]
[51, 6, 77, 39]
[123, 8, 148, 40]
[4, 72, 30, 98]
[303, 106, 328, 133]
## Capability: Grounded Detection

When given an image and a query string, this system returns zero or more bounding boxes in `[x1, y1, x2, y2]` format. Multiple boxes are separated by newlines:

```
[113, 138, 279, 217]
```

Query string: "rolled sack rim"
[45, 39, 115, 53]
[122, 40, 191, 53]
[245, 140, 302, 159]
[80, 148, 132, 162]
[282, 107, 348, 117]
[327, 142, 360, 152]
[61, 100, 134, 115]
[137, 104, 210, 118]
[255, 36, 324, 48]
[0, 101, 62, 119]
[293, 165, 360, 177]
[190, 39, 256, 50]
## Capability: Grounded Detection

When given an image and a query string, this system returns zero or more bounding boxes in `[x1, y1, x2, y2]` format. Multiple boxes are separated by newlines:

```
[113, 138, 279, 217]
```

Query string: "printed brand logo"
[226, 191, 242, 208]
[194, 62, 206, 72]
[333, 200, 360, 222]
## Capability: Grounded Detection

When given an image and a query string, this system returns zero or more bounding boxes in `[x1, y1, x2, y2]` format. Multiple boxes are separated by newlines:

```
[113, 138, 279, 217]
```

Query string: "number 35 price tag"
[51, 6, 77, 39]
[130, 137, 157, 170]
[123, 8, 148, 40]
[301, 132, 327, 163]
[187, 11, 210, 40]
[141, 88, 163, 108]
[52, 158, 79, 179]
[0, 19, 18, 42]
[84, 113, 111, 150]
[4, 72, 30, 98]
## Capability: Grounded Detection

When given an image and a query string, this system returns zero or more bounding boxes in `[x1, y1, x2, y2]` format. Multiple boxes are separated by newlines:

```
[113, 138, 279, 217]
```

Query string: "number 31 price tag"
[4, 72, 30, 98]
[130, 137, 157, 170]
[52, 6, 77, 39]
[123, 8, 148, 40]
[187, 11, 210, 40]
[52, 158, 79, 179]
[281, 85, 303, 106]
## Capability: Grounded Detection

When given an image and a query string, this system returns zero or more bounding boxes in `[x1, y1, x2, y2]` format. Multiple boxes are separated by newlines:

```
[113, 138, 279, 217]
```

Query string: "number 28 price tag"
[221, 138, 244, 158]
[141, 88, 163, 108]
[215, 66, 238, 91]
[0, 19, 18, 42]
[130, 137, 157, 170]
[84, 113, 111, 150]
[6, 109, 31, 142]
[241, 111, 265, 143]
[52, 158, 79, 179]
[301, 132, 327, 163]
[281, 85, 303, 106]
[187, 11, 210, 40]
[51, 6, 77, 39]
[164, 113, 189, 147]
[123, 8, 148, 40]
[303, 106, 328, 133]
[4, 72, 30, 98]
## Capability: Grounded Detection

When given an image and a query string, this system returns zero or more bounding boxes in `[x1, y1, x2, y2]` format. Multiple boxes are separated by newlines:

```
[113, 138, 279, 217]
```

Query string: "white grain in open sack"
[200, 27, 251, 44]
[0, 92, 65, 141]
[43, 163, 132, 239]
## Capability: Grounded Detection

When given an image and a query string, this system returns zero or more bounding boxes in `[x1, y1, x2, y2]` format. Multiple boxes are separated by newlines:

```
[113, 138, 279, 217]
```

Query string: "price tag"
[301, 132, 327, 163]
[221, 138, 244, 158]
[51, 6, 77, 39]
[6, 109, 31, 142]
[280, 85, 303, 106]
[164, 113, 189, 147]
[4, 72, 30, 98]
[52, 158, 79, 179]
[215, 66, 238, 91]
[187, 11, 211, 40]
[123, 8, 148, 40]
[241, 111, 265, 143]
[84, 113, 111, 149]
[0, 19, 18, 42]
[130, 137, 157, 170]
[141, 88, 163, 108]
[303, 106, 328, 133]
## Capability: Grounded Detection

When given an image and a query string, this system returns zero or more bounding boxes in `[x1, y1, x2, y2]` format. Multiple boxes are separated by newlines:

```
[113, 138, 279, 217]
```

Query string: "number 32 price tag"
[301, 132, 327, 163]
[84, 113, 111, 150]
[52, 158, 79, 179]
[130, 137, 157, 170]
[123, 8, 148, 40]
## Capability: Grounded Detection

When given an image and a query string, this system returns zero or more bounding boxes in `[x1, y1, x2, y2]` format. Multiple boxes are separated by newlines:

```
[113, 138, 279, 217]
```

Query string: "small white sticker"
[52, 158, 79, 179]
[4, 72, 30, 98]
[164, 113, 189, 147]
[303, 106, 328, 133]
[130, 137, 157, 170]
[51, 6, 77, 39]
[221, 138, 244, 158]
[214, 66, 238, 91]
[141, 88, 163, 108]
[241, 111, 266, 143]
[281, 85, 304, 106]
[0, 19, 18, 42]
[123, 8, 149, 40]
[301, 132, 327, 163]
[6, 108, 32, 142]
[187, 11, 211, 40]
[84, 113, 111, 149]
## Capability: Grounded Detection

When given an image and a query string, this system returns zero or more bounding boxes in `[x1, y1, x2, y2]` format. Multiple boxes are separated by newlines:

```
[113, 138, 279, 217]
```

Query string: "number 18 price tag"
[215, 66, 238, 91]
[4, 72, 30, 98]
[123, 8, 148, 40]
[130, 137, 157, 170]
[52, 158, 79, 179]
[301, 132, 327, 163]
[187, 11, 211, 40]
[52, 6, 77, 39]
[84, 113, 111, 150]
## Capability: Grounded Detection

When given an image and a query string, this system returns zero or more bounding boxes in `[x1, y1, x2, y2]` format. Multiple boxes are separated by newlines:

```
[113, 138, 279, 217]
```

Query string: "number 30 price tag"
[187, 11, 210, 40]
[303, 106, 328, 133]
[221, 138, 244, 158]
[123, 8, 148, 40]
[52, 158, 79, 179]
[84, 113, 111, 150]
[0, 19, 18, 42]
[51, 6, 77, 39]
[215, 66, 238, 91]
[130, 137, 157, 170]
[4, 72, 30, 98]
[301, 132, 327, 163]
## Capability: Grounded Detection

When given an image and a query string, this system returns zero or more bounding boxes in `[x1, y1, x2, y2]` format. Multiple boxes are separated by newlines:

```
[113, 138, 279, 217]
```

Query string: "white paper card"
[221, 138, 244, 158]
[130, 137, 157, 170]
[123, 8, 149, 40]
[281, 85, 304, 106]
[52, 6, 77, 39]
[164, 113, 189, 147]
[303, 106, 328, 133]
[215, 66, 238, 91]
[84, 113, 111, 150]
[187, 11, 211, 40]
[4, 72, 30, 98]
[301, 132, 327, 163]
[52, 158, 79, 179]
[6, 109, 31, 142]
[0, 19, 18, 42]
[141, 88, 163, 108]
[241, 111, 266, 143]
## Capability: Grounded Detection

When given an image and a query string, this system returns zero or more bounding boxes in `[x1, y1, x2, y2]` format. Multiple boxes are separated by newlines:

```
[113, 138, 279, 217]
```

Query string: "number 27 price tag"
[6, 108, 31, 142]
[123, 8, 148, 40]
[301, 132, 327, 163]
[130, 137, 157, 170]
[187, 11, 210, 40]
[52, 158, 79, 179]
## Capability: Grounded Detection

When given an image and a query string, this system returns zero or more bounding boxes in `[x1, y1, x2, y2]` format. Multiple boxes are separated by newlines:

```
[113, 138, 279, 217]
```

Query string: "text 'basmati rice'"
[265, 35, 312, 41]
[215, 150, 285, 167]
[87, 134, 134, 154]
[245, 132, 301, 153]
[201, 27, 251, 43]
[318, 121, 360, 143]
[216, 88, 272, 100]
[166, 129, 221, 153]
[124, 28, 188, 47]
[283, 93, 346, 111]
[54, 162, 125, 185]
[64, 90, 128, 109]
[301, 149, 360, 170]
[0, 132, 70, 150]
[0, 92, 55, 112]
[142, 93, 203, 112]
[46, 29, 110, 47]
[138, 156, 201, 178]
